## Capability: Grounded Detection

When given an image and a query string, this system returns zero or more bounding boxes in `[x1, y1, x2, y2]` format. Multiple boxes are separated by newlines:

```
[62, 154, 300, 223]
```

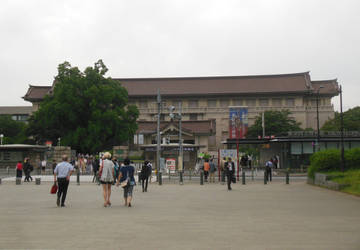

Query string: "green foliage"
[308, 148, 360, 178]
[27, 60, 139, 153]
[308, 149, 340, 178]
[322, 106, 360, 131]
[246, 110, 302, 138]
[0, 115, 28, 144]
[324, 169, 360, 196]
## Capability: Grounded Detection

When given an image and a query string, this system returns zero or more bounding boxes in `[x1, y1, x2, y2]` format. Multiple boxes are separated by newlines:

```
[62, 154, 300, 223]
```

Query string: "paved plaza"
[0, 179, 359, 250]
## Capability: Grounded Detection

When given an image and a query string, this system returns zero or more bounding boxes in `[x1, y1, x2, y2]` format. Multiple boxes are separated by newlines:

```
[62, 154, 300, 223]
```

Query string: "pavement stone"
[0, 180, 359, 249]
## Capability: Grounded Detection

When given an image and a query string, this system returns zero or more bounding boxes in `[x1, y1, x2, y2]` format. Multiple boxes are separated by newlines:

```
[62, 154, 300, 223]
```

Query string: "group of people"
[15, 158, 34, 182]
[53, 153, 152, 208]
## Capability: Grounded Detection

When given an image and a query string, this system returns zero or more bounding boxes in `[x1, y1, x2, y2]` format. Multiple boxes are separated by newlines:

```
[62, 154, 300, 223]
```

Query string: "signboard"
[229, 106, 248, 139]
[166, 158, 176, 173]
[220, 149, 237, 159]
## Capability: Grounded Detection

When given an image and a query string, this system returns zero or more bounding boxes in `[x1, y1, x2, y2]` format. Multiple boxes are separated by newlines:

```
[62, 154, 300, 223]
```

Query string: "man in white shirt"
[54, 155, 74, 207]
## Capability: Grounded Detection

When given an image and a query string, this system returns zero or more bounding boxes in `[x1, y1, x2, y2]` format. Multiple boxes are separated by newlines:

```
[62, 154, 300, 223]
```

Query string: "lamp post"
[340, 85, 345, 172]
[0, 134, 3, 145]
[316, 85, 324, 151]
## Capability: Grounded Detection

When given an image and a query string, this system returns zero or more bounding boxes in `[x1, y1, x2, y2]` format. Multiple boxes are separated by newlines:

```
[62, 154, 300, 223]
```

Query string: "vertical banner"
[229, 107, 248, 139]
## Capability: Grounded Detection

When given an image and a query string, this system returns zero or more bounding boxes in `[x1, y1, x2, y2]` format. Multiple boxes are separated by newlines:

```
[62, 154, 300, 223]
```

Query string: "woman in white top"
[99, 152, 115, 207]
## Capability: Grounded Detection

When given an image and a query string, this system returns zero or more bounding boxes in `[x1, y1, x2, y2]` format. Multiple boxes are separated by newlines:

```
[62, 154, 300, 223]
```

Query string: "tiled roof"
[137, 120, 216, 135]
[22, 72, 339, 102]
[0, 106, 33, 115]
[311, 79, 339, 95]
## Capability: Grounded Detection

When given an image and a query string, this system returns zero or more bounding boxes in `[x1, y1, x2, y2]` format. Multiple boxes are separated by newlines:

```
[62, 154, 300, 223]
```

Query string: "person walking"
[203, 159, 210, 182]
[209, 159, 217, 183]
[113, 157, 119, 185]
[23, 158, 33, 182]
[265, 158, 273, 182]
[99, 152, 115, 207]
[116, 158, 136, 207]
[224, 157, 235, 190]
[140, 160, 152, 192]
[92, 156, 100, 183]
[53, 155, 74, 207]
[16, 161, 23, 179]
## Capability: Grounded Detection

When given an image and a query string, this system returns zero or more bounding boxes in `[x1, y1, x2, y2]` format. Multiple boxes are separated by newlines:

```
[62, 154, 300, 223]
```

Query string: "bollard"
[242, 171, 246, 185]
[200, 171, 204, 185]
[16, 177, 21, 185]
[159, 172, 162, 185]
[77, 170, 80, 185]
[286, 171, 289, 184]
[179, 171, 183, 185]
[35, 177, 41, 185]
[264, 171, 267, 185]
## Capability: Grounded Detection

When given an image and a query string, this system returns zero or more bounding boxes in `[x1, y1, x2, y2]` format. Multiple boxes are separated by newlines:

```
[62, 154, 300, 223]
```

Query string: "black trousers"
[141, 177, 149, 192]
[204, 171, 209, 181]
[227, 174, 233, 190]
[266, 167, 272, 182]
[57, 178, 70, 205]
[24, 171, 32, 182]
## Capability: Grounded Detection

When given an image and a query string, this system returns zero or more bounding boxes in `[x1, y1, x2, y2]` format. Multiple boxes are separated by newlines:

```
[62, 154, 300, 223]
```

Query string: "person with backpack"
[209, 159, 217, 183]
[140, 160, 152, 192]
[116, 158, 136, 207]
[224, 157, 235, 190]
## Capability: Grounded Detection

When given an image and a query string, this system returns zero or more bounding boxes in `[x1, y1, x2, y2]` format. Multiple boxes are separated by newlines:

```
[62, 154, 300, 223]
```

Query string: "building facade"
[23, 72, 339, 157]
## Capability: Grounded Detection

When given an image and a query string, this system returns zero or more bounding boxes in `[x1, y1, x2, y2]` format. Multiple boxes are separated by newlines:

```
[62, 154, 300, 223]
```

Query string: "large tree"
[27, 60, 139, 153]
[246, 110, 302, 138]
[322, 106, 360, 131]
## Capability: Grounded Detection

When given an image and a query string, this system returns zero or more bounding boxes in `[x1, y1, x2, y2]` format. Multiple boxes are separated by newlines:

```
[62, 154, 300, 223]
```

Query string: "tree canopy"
[27, 60, 139, 153]
[246, 110, 302, 138]
[0, 115, 28, 144]
[322, 106, 360, 131]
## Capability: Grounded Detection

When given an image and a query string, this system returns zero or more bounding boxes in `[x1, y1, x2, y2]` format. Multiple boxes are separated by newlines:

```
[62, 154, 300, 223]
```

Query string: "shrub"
[308, 149, 340, 178]
[345, 148, 360, 169]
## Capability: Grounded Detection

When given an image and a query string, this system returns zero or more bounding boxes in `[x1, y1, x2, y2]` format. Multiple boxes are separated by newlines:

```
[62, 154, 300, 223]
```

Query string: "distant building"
[23, 72, 340, 157]
[0, 106, 33, 122]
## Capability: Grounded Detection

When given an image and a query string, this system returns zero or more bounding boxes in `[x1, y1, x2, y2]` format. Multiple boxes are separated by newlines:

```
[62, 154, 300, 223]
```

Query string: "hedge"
[308, 147, 360, 178]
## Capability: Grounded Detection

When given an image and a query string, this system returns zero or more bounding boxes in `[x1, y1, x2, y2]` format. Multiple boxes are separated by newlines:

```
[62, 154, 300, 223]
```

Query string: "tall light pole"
[156, 89, 161, 183]
[316, 85, 324, 151]
[340, 85, 345, 172]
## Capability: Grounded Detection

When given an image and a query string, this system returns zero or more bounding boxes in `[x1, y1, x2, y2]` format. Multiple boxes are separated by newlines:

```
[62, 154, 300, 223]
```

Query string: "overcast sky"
[1, 0, 359, 111]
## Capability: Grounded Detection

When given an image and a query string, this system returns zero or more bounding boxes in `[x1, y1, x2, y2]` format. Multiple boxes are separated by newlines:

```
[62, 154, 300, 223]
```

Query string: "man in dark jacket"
[224, 157, 235, 190]
[23, 158, 33, 182]
[140, 160, 152, 192]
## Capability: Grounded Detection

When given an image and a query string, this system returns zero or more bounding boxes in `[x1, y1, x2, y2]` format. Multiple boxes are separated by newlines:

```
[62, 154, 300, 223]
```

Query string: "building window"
[160, 114, 165, 121]
[272, 98, 282, 106]
[188, 100, 198, 108]
[259, 99, 269, 106]
[172, 100, 181, 107]
[311, 99, 317, 106]
[233, 99, 242, 106]
[139, 100, 147, 108]
[286, 98, 295, 106]
[189, 113, 198, 121]
[207, 99, 217, 107]
[246, 99, 256, 106]
[220, 99, 229, 108]
[208, 136, 216, 150]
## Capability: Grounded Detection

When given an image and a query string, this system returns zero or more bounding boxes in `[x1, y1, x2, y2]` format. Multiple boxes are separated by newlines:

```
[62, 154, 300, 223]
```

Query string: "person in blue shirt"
[116, 158, 136, 207]
[54, 155, 74, 207]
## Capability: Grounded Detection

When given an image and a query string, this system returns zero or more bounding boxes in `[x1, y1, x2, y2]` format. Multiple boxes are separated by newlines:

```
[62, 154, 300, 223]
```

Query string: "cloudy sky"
[1, 0, 359, 111]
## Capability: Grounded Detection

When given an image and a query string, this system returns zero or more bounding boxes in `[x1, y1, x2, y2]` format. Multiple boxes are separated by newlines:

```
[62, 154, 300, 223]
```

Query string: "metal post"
[262, 112, 265, 138]
[200, 171, 204, 185]
[156, 89, 161, 184]
[242, 170, 245, 185]
[340, 85, 345, 172]
[77, 169, 80, 185]
[316, 85, 324, 152]
[179, 171, 183, 185]
[178, 102, 183, 174]
[264, 171, 267, 185]
[159, 172, 162, 185]
[286, 171, 289, 184]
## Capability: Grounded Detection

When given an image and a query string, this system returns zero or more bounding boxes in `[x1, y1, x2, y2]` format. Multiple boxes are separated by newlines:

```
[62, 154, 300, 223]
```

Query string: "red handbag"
[50, 182, 58, 194]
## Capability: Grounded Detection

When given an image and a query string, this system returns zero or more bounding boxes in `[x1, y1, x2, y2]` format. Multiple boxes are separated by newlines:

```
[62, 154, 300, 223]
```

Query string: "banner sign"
[166, 158, 176, 173]
[229, 106, 248, 139]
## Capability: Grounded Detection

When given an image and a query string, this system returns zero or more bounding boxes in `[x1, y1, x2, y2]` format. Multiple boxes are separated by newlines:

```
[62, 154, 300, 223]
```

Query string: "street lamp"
[0, 134, 4, 145]
[168, 103, 183, 173]
[316, 85, 324, 151]
[339, 85, 345, 172]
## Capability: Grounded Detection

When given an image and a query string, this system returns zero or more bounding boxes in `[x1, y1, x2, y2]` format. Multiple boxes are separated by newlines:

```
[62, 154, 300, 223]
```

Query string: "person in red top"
[16, 161, 23, 178]
[203, 159, 210, 182]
